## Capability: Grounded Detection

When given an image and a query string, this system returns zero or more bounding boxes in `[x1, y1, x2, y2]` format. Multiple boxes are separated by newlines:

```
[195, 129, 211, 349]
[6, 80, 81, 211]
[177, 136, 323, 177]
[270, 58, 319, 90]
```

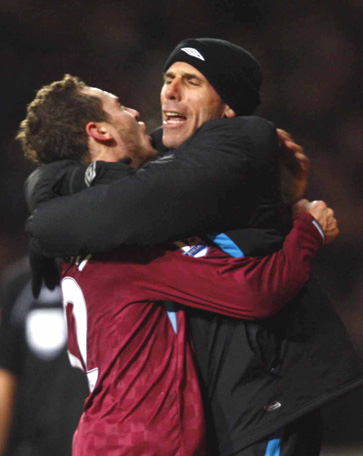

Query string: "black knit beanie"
[163, 38, 263, 116]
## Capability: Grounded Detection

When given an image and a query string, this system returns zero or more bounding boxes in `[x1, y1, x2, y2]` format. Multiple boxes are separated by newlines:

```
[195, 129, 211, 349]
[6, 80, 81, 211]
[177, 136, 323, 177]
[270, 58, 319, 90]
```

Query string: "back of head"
[16, 75, 108, 165]
[164, 38, 263, 116]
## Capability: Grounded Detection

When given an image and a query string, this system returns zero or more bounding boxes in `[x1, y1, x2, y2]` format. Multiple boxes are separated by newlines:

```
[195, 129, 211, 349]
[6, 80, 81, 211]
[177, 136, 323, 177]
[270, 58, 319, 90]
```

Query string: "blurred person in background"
[23, 39, 363, 456]
[0, 258, 88, 456]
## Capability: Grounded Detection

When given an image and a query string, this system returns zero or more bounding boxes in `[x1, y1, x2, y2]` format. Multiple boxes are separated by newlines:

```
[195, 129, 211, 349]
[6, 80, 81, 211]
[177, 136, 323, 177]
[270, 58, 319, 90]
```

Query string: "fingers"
[309, 200, 328, 212]
[284, 140, 304, 155]
[292, 198, 310, 215]
[324, 224, 340, 244]
[293, 151, 309, 170]
[280, 141, 308, 170]
[303, 200, 339, 244]
[277, 129, 308, 165]
[277, 129, 302, 152]
[278, 129, 309, 205]
[277, 129, 292, 143]
[307, 200, 329, 223]
[323, 208, 340, 244]
[322, 222, 339, 244]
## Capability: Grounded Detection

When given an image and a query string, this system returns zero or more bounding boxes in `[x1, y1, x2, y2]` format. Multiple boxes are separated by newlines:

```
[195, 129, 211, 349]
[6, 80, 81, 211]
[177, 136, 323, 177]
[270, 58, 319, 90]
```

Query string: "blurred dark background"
[0, 0, 362, 453]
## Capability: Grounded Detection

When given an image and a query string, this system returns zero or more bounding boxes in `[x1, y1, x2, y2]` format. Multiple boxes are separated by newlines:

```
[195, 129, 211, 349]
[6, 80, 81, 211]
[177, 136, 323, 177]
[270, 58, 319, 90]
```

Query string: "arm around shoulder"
[27, 118, 271, 256]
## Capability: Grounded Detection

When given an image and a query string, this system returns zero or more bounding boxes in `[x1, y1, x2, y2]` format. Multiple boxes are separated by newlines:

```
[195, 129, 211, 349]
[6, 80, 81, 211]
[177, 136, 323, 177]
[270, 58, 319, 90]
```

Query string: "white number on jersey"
[61, 276, 98, 392]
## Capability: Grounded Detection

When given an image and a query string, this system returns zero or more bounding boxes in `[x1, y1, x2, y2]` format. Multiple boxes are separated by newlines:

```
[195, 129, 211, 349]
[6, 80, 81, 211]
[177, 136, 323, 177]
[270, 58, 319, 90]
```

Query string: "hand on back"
[293, 198, 339, 244]
[278, 129, 309, 206]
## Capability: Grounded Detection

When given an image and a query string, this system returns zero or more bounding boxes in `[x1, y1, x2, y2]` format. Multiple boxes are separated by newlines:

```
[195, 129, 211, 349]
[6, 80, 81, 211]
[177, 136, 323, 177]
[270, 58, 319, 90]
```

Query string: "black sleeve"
[63, 160, 135, 192]
[24, 160, 134, 213]
[26, 116, 278, 256]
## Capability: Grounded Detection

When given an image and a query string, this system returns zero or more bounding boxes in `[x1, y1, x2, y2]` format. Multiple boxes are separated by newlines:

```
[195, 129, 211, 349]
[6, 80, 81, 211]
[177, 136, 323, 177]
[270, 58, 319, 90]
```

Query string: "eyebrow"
[164, 71, 204, 83]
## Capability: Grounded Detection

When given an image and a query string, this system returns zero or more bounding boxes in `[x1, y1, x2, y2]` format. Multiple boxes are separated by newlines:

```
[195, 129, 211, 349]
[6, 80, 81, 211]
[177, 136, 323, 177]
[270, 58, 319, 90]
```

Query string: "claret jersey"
[63, 271, 205, 456]
[61, 213, 322, 456]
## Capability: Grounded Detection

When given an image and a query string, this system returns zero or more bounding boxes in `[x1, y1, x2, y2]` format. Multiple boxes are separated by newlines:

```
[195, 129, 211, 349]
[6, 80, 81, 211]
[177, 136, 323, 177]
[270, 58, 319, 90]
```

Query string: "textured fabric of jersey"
[62, 258, 206, 456]
[61, 216, 322, 456]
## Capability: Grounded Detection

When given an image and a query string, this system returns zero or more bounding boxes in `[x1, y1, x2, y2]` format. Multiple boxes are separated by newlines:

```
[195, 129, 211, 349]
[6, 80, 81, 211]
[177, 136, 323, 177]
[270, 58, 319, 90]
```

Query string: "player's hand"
[278, 129, 309, 206]
[29, 238, 61, 298]
[25, 160, 78, 212]
[293, 198, 340, 244]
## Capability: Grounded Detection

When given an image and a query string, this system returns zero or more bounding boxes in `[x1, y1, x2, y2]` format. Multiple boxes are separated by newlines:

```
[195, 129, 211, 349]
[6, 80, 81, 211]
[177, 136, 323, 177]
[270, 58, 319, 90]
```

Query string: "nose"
[126, 107, 140, 120]
[163, 79, 181, 101]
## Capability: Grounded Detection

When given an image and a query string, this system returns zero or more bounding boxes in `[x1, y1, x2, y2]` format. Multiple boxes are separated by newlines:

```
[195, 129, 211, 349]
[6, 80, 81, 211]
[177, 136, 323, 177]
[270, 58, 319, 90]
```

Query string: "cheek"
[126, 119, 139, 136]
[190, 93, 220, 124]
[188, 100, 204, 124]
[193, 108, 213, 129]
[200, 100, 224, 124]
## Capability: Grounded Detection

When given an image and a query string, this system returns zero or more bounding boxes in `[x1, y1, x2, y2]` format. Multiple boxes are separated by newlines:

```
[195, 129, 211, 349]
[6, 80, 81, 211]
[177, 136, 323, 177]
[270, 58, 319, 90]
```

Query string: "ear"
[223, 106, 236, 118]
[86, 122, 113, 142]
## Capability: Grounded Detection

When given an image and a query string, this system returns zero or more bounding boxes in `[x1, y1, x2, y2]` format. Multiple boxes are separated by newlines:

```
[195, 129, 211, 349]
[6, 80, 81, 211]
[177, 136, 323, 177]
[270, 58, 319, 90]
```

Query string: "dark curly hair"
[16, 74, 110, 165]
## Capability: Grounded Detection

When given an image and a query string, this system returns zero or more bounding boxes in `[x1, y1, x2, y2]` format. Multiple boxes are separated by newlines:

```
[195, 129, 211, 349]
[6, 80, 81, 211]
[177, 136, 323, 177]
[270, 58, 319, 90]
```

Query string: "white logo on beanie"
[181, 47, 205, 61]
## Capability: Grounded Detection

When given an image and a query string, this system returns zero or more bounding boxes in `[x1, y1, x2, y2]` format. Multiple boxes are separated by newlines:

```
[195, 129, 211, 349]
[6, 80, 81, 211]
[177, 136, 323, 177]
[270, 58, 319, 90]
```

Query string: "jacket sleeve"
[26, 117, 278, 256]
[117, 213, 323, 319]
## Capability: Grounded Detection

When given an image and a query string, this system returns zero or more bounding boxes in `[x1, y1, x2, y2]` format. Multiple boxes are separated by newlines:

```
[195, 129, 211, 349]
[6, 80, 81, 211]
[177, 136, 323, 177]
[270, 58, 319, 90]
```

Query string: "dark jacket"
[25, 116, 363, 455]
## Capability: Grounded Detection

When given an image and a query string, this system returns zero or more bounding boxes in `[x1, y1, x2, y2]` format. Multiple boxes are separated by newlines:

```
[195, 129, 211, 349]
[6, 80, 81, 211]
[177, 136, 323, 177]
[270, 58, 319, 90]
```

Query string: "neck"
[88, 144, 128, 164]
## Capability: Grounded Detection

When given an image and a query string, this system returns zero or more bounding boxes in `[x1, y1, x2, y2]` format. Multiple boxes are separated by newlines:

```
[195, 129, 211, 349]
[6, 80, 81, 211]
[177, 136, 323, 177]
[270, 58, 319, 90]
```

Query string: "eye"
[187, 78, 201, 86]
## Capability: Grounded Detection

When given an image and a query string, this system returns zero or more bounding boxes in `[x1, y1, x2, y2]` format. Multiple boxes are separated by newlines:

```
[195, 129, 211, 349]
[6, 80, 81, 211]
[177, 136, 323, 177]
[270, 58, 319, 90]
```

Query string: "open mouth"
[163, 111, 187, 125]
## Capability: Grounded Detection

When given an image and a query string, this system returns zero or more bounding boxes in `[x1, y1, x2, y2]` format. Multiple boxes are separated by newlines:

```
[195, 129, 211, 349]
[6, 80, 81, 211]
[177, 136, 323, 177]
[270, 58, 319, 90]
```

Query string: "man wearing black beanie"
[25, 38, 363, 456]
[164, 38, 262, 115]
[161, 38, 263, 150]
[159, 37, 326, 455]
